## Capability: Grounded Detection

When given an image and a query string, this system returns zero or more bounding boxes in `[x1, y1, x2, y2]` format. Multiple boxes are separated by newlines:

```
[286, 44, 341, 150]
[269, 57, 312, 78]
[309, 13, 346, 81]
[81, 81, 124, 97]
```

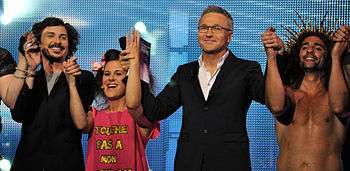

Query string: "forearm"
[265, 55, 286, 115]
[126, 63, 142, 110]
[68, 83, 91, 131]
[329, 58, 348, 114]
[4, 57, 28, 108]
[10, 83, 33, 122]
[128, 106, 153, 128]
[343, 49, 350, 89]
[125, 62, 151, 126]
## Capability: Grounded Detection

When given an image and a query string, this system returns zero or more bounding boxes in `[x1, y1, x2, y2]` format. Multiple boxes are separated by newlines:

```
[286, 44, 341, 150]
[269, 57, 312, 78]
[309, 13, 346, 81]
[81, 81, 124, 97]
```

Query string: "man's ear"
[227, 34, 233, 43]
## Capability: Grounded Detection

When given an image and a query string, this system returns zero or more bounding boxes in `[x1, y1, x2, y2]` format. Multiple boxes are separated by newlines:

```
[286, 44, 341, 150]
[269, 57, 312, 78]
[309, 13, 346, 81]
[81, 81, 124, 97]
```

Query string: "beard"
[41, 44, 67, 63]
[300, 58, 324, 73]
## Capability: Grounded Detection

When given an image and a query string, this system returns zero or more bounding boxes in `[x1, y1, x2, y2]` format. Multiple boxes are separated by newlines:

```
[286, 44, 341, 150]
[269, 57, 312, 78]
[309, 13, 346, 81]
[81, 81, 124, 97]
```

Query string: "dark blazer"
[10, 69, 96, 171]
[142, 51, 265, 171]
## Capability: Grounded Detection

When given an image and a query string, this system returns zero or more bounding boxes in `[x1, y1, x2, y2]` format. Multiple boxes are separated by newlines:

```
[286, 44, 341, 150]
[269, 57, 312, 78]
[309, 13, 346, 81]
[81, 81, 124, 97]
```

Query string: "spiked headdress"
[282, 11, 337, 52]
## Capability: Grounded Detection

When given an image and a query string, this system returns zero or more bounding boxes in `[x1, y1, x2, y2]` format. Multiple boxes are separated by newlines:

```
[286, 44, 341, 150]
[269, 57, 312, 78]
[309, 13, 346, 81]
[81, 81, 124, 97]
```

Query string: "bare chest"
[292, 92, 333, 126]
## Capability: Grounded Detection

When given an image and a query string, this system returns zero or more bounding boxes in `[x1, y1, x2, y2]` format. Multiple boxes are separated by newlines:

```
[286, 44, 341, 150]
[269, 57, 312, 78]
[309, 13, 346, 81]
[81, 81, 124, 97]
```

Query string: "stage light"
[1, 0, 34, 25]
[0, 0, 3, 14]
[134, 21, 147, 33]
[1, 14, 12, 25]
[0, 157, 11, 171]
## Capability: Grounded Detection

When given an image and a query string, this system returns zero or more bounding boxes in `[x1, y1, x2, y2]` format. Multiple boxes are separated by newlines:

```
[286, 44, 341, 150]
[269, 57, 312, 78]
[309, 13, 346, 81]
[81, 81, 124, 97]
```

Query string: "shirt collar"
[198, 50, 229, 68]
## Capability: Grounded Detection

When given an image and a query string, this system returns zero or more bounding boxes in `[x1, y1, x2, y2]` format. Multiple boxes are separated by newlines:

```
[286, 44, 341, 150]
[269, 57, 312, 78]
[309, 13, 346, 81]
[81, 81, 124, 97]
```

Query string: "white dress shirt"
[198, 51, 229, 100]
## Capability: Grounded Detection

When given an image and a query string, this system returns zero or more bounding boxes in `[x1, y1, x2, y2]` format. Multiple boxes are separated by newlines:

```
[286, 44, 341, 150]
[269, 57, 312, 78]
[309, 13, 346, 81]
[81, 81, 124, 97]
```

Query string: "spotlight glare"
[1, 15, 12, 25]
[0, 158, 11, 171]
[134, 21, 147, 33]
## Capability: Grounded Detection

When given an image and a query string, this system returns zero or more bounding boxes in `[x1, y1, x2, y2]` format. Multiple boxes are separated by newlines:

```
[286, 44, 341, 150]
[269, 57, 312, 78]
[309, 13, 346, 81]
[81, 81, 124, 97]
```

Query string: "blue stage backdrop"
[0, 0, 349, 170]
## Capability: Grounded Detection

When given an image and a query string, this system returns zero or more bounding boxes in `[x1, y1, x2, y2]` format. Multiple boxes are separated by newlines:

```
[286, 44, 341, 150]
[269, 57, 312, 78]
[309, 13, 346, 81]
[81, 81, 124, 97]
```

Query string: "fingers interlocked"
[63, 56, 81, 76]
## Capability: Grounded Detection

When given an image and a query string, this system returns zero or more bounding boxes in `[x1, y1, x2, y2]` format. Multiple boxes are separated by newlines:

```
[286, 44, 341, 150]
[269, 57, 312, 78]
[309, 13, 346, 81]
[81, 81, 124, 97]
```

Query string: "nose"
[306, 46, 315, 53]
[53, 36, 60, 44]
[205, 28, 214, 36]
[107, 74, 116, 81]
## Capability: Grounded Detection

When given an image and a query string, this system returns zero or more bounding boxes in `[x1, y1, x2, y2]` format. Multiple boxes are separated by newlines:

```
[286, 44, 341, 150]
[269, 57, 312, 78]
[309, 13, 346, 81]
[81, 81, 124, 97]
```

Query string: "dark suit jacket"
[142, 51, 265, 171]
[10, 69, 96, 171]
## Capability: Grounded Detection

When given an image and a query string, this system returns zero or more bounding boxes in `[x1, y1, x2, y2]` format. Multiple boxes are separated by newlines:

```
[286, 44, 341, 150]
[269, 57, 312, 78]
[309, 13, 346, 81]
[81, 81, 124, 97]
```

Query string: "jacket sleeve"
[246, 61, 265, 104]
[141, 66, 183, 122]
[76, 70, 96, 113]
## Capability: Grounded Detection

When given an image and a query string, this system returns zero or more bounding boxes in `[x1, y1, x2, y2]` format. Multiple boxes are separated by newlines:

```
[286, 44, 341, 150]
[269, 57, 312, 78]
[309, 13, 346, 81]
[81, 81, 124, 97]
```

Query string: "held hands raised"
[332, 25, 350, 60]
[63, 56, 81, 85]
[261, 27, 285, 58]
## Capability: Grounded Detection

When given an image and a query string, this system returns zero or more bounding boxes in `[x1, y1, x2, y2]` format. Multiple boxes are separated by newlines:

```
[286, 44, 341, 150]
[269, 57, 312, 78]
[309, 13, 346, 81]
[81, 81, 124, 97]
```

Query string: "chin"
[203, 49, 221, 54]
[106, 93, 125, 100]
[48, 50, 68, 58]
[51, 53, 65, 58]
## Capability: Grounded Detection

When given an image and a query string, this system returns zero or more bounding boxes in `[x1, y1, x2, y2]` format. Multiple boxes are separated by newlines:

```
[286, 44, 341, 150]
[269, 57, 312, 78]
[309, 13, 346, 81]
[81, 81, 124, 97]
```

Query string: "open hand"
[120, 31, 141, 71]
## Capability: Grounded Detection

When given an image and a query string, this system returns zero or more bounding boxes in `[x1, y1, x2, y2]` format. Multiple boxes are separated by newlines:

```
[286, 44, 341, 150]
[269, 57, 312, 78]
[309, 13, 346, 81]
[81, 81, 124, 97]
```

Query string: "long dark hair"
[282, 31, 333, 90]
[31, 17, 80, 57]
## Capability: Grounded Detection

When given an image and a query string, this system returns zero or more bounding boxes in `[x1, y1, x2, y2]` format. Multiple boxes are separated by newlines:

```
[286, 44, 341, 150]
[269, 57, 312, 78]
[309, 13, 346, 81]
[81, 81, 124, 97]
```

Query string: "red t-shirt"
[86, 108, 159, 171]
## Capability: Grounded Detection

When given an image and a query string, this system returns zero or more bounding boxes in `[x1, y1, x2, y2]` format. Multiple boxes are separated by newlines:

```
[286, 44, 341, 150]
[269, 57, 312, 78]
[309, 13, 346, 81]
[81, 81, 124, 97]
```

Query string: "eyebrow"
[104, 69, 123, 72]
[301, 42, 326, 49]
[45, 31, 68, 37]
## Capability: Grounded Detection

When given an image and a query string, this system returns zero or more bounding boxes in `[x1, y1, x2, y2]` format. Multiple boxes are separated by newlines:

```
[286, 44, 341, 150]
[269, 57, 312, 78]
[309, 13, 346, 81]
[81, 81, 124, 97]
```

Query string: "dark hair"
[199, 5, 233, 29]
[283, 31, 333, 90]
[95, 49, 155, 97]
[0, 47, 16, 77]
[31, 17, 80, 57]
[104, 49, 121, 62]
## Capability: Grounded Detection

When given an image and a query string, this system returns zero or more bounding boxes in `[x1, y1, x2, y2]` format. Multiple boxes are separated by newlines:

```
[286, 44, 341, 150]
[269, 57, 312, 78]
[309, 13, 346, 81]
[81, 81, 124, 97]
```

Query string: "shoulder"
[169, 61, 198, 80]
[80, 70, 94, 77]
[233, 57, 261, 67]
[76, 70, 96, 90]
[226, 51, 261, 68]
[177, 61, 198, 71]
[78, 70, 95, 82]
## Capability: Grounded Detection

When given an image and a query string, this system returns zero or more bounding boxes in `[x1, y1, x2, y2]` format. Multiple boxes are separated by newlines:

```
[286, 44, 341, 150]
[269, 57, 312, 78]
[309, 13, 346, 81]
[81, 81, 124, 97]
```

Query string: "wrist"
[27, 69, 36, 77]
[332, 58, 342, 64]
[17, 60, 28, 70]
[267, 55, 277, 61]
[13, 69, 26, 80]
[68, 81, 77, 88]
[28, 64, 38, 71]
[129, 62, 140, 69]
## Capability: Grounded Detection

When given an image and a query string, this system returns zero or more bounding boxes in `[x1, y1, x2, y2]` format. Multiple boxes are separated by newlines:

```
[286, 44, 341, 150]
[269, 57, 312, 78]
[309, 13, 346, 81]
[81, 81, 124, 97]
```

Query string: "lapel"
[49, 72, 66, 96]
[189, 62, 206, 102]
[36, 69, 66, 97]
[207, 51, 237, 101]
[36, 69, 49, 97]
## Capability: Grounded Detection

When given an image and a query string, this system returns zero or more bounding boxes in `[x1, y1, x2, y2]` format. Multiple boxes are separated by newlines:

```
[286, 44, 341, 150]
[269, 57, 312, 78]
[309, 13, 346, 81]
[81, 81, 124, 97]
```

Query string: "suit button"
[204, 107, 209, 111]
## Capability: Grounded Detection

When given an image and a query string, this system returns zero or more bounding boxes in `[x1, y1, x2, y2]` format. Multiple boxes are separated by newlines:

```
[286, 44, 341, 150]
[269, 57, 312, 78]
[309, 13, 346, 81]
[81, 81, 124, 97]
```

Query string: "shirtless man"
[262, 24, 350, 171]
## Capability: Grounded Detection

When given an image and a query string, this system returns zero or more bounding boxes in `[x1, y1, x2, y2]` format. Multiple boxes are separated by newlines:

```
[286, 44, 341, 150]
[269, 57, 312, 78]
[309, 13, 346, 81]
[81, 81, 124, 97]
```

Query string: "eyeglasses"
[198, 25, 232, 33]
